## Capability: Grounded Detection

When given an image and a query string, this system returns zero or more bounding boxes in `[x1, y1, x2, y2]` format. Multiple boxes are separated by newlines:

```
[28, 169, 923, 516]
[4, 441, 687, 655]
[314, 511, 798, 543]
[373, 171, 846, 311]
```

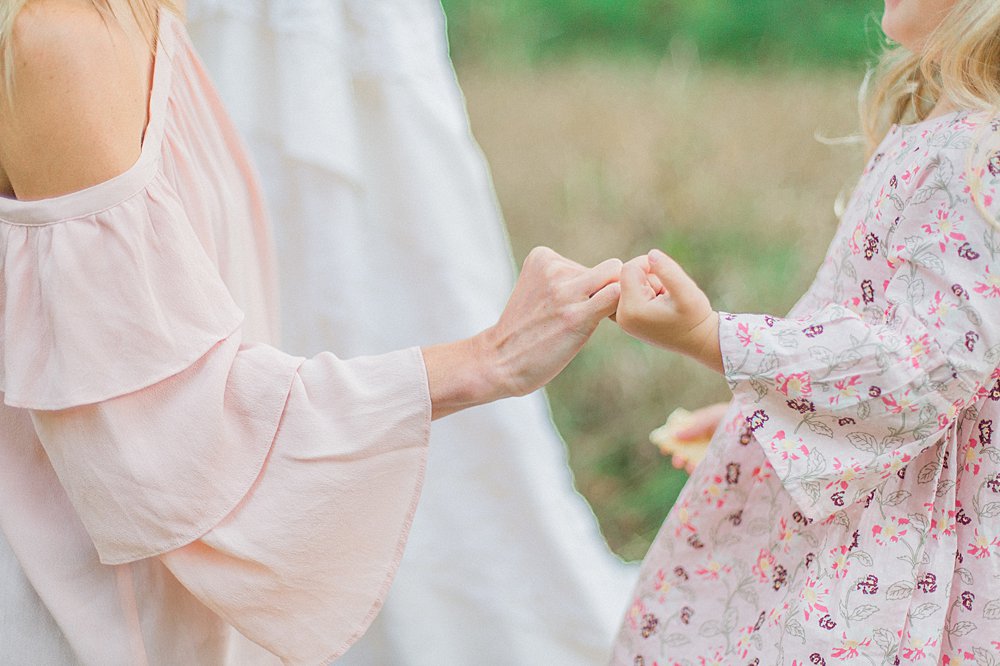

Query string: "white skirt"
[187, 1, 636, 663]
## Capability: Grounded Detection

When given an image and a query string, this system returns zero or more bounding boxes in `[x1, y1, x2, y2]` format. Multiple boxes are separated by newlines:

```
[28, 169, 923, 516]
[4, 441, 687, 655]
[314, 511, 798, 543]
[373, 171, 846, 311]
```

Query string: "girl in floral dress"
[612, 1, 1000, 664]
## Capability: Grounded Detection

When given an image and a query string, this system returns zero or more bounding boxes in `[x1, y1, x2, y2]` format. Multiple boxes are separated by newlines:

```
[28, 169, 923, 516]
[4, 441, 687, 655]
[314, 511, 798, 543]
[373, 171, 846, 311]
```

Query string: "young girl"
[0, 1, 620, 663]
[613, 1, 1000, 663]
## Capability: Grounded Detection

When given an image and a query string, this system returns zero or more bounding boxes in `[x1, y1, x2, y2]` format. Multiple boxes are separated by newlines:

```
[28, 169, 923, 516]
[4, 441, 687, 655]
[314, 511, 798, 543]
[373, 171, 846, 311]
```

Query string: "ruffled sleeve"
[1, 178, 431, 664]
[719, 121, 1000, 523]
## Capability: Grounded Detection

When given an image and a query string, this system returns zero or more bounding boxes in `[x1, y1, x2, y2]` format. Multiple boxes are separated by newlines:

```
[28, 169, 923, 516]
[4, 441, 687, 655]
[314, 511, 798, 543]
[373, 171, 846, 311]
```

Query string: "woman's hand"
[615, 249, 723, 373]
[423, 247, 622, 419]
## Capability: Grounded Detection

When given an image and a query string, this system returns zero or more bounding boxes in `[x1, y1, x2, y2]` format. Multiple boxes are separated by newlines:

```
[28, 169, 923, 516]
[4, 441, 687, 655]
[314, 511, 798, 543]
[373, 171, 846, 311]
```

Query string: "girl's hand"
[671, 402, 730, 472]
[616, 249, 723, 373]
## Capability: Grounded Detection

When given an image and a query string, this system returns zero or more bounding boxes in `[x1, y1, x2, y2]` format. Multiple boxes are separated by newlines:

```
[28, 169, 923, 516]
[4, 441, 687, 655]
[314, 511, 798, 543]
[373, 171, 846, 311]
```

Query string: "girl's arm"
[617, 149, 1000, 523]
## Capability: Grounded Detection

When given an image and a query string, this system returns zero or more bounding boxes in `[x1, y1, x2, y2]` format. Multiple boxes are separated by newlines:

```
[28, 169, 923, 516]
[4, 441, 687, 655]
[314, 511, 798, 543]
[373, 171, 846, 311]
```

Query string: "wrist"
[688, 311, 723, 374]
[421, 330, 508, 420]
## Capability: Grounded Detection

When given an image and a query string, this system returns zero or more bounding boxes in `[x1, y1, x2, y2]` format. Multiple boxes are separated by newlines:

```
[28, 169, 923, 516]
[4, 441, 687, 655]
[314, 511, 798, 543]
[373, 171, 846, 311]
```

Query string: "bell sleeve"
[1, 178, 431, 665]
[719, 141, 1000, 523]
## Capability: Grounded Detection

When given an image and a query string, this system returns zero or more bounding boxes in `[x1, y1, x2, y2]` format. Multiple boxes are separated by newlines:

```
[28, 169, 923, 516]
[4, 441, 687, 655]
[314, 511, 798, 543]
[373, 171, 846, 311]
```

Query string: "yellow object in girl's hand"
[649, 408, 712, 466]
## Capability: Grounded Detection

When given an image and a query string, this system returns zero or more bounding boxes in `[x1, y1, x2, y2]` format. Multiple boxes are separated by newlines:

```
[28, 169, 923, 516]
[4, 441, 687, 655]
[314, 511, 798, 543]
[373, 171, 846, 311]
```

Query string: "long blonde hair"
[1, 0, 179, 97]
[860, 0, 1000, 225]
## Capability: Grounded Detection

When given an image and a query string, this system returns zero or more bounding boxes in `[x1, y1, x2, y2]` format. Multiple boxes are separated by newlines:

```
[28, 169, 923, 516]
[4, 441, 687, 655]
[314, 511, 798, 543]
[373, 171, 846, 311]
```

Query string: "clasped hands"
[490, 246, 723, 392]
[422, 246, 722, 422]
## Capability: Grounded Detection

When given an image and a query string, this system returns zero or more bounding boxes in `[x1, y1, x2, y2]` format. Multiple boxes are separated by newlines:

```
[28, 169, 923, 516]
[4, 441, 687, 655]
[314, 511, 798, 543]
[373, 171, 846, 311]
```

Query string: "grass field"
[457, 59, 868, 560]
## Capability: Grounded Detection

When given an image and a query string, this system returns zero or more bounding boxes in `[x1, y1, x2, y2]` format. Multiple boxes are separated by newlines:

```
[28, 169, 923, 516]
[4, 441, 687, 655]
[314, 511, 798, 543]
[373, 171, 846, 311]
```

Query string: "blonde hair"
[860, 0, 1000, 226]
[1, 0, 178, 97]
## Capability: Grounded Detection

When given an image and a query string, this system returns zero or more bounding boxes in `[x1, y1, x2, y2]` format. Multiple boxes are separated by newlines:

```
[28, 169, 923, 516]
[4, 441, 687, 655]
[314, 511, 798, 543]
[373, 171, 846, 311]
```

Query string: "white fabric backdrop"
[188, 2, 636, 663]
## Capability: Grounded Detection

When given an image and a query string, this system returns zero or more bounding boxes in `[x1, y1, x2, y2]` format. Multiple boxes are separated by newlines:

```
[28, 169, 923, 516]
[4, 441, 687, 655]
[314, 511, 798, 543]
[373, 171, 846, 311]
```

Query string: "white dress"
[186, 1, 636, 664]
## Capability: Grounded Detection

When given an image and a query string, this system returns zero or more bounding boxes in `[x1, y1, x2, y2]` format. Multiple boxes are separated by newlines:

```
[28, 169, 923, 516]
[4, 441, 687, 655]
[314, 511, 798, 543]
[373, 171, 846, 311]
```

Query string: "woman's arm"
[1, 2, 621, 422]
[424, 248, 622, 419]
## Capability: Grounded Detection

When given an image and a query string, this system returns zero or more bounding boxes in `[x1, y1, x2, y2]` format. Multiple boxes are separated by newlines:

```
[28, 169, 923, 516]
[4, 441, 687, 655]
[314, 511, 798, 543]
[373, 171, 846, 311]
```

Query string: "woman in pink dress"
[0, 1, 621, 663]
[612, 0, 1000, 663]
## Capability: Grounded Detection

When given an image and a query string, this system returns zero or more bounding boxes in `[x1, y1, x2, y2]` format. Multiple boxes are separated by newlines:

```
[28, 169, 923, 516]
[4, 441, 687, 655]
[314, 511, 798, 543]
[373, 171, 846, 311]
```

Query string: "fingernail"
[649, 249, 666, 262]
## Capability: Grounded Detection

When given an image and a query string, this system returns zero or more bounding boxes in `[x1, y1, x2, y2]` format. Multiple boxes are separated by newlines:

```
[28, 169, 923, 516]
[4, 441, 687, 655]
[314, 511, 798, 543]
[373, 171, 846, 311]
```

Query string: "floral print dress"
[612, 111, 1000, 665]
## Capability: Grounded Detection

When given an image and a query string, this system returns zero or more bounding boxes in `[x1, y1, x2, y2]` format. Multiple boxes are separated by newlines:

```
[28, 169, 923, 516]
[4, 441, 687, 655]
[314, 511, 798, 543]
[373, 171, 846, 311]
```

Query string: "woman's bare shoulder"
[0, 0, 150, 201]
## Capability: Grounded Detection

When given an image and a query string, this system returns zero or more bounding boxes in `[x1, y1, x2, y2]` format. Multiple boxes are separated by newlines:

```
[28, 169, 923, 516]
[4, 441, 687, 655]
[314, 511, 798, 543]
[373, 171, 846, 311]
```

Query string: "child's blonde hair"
[0, 0, 178, 97]
[860, 0, 1000, 225]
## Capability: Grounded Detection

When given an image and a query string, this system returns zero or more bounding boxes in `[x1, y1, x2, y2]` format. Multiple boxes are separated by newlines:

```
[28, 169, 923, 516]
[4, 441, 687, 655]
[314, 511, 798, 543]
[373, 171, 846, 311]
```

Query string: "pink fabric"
[0, 9, 430, 665]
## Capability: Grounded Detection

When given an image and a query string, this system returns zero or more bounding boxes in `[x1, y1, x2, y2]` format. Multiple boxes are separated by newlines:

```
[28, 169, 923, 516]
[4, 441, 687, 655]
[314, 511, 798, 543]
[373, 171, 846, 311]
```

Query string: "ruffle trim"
[0, 174, 244, 409]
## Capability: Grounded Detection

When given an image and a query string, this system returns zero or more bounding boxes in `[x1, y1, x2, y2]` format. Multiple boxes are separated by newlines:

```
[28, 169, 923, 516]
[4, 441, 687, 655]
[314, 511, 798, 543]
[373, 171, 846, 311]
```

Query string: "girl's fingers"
[647, 249, 699, 308]
[619, 257, 652, 308]
[648, 271, 665, 295]
[675, 402, 730, 440]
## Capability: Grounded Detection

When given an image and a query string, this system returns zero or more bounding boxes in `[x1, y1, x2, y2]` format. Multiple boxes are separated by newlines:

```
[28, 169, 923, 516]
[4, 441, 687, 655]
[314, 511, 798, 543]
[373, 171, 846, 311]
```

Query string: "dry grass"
[458, 59, 868, 560]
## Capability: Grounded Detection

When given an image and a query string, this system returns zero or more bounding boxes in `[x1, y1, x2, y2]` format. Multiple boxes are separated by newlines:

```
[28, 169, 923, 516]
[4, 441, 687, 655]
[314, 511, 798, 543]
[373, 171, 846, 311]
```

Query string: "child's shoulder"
[885, 109, 1000, 211]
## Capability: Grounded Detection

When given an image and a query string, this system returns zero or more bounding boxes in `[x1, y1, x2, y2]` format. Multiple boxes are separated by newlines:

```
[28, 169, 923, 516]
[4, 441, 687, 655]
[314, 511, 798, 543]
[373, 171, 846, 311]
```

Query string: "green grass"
[457, 59, 864, 559]
[442, 0, 885, 68]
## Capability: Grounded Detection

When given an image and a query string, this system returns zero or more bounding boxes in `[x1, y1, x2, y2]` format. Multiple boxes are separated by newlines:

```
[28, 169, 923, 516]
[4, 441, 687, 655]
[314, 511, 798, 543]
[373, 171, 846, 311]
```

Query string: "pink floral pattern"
[612, 111, 1000, 665]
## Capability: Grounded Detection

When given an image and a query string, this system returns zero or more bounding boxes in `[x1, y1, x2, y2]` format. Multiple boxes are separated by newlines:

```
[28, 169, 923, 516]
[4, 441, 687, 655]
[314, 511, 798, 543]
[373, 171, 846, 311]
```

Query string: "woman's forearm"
[422, 332, 505, 420]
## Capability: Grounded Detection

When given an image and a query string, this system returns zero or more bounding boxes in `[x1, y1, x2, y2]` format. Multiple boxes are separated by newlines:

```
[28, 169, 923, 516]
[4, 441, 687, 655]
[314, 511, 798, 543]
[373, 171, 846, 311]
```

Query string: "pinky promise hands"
[615, 249, 723, 373]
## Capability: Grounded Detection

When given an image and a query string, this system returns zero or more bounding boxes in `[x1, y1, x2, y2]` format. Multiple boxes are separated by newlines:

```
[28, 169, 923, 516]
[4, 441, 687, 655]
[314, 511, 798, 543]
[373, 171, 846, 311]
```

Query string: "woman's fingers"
[585, 281, 622, 320]
[569, 257, 623, 297]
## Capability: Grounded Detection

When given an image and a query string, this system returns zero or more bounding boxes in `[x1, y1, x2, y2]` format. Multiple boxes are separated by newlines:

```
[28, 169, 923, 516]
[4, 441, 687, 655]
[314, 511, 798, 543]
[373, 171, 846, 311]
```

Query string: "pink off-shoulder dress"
[0, 10, 430, 665]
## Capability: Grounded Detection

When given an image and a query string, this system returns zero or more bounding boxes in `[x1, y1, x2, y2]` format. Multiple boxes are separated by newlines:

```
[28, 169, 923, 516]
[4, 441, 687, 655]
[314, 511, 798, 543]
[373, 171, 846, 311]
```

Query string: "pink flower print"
[942, 650, 977, 666]
[800, 577, 830, 622]
[927, 290, 957, 328]
[671, 501, 696, 539]
[652, 569, 672, 602]
[974, 264, 1000, 298]
[775, 371, 813, 398]
[831, 634, 871, 660]
[626, 598, 647, 630]
[770, 430, 809, 462]
[927, 503, 957, 540]
[751, 463, 773, 483]
[900, 635, 938, 661]
[694, 559, 726, 580]
[881, 450, 912, 478]
[881, 389, 918, 414]
[905, 333, 931, 368]
[701, 474, 726, 508]
[921, 207, 966, 252]
[849, 221, 868, 255]
[752, 548, 776, 583]
[776, 517, 795, 552]
[830, 375, 861, 405]
[829, 545, 851, 579]
[967, 528, 1000, 559]
[697, 651, 726, 666]
[737, 322, 765, 352]
[827, 457, 864, 490]
[872, 516, 910, 545]
[962, 437, 982, 475]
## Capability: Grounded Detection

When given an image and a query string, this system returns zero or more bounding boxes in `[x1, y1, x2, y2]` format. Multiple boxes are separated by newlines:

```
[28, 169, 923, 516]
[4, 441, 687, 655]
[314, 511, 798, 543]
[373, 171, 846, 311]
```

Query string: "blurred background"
[440, 0, 882, 560]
